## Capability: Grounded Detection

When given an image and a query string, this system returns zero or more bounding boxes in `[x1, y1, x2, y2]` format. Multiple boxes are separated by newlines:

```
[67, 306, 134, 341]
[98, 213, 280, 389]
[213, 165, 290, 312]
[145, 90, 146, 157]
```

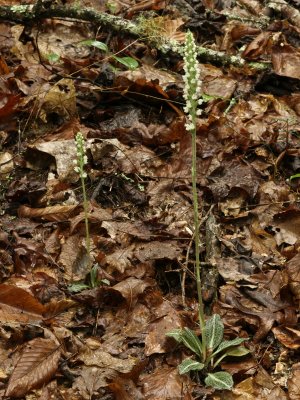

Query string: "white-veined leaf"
[212, 337, 248, 357]
[225, 346, 250, 357]
[68, 282, 90, 293]
[181, 328, 202, 357]
[205, 372, 233, 390]
[205, 314, 224, 351]
[165, 329, 183, 343]
[178, 359, 204, 375]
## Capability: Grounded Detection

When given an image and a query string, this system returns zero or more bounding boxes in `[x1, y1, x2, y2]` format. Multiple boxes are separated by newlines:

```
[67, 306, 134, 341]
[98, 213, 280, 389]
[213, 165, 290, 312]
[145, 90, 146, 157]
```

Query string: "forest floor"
[0, 0, 300, 399]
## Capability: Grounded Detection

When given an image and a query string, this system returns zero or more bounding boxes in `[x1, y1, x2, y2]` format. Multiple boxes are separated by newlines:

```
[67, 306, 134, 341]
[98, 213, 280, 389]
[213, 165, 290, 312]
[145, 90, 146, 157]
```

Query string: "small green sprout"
[290, 173, 300, 181]
[46, 53, 60, 64]
[106, 0, 118, 14]
[68, 263, 110, 293]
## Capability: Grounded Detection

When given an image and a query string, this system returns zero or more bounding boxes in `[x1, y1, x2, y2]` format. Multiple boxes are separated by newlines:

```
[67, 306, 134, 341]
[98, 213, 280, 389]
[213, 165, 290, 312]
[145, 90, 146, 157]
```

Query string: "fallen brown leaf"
[6, 337, 61, 397]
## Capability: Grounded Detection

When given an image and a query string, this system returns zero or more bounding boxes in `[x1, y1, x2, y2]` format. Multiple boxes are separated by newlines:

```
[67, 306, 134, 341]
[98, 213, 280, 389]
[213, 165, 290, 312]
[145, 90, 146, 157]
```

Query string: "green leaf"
[212, 338, 248, 357]
[213, 352, 230, 369]
[201, 93, 221, 102]
[113, 56, 139, 70]
[290, 173, 300, 181]
[181, 328, 203, 357]
[165, 329, 183, 343]
[106, 0, 118, 14]
[108, 63, 118, 73]
[46, 52, 60, 63]
[205, 372, 234, 390]
[205, 314, 224, 351]
[225, 346, 250, 357]
[90, 264, 99, 288]
[79, 40, 108, 52]
[68, 282, 89, 293]
[178, 359, 204, 375]
[166, 328, 203, 357]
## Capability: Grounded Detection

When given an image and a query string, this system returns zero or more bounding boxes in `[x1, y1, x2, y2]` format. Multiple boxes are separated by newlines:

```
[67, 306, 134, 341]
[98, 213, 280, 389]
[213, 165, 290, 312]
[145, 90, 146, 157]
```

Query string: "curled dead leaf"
[0, 283, 45, 324]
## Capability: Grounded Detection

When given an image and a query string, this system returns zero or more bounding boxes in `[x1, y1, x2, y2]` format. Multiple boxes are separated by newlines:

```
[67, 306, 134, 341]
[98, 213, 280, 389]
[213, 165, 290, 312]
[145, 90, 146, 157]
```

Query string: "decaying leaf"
[0, 284, 45, 324]
[29, 139, 78, 182]
[288, 363, 300, 400]
[286, 252, 300, 303]
[272, 326, 300, 349]
[272, 44, 300, 79]
[141, 367, 191, 400]
[6, 337, 61, 397]
[108, 377, 144, 400]
[79, 348, 136, 373]
[38, 79, 77, 123]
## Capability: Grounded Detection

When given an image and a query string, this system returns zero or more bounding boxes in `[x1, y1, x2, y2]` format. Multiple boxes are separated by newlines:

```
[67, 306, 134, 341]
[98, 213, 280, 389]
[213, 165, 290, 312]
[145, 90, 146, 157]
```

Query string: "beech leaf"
[6, 338, 61, 398]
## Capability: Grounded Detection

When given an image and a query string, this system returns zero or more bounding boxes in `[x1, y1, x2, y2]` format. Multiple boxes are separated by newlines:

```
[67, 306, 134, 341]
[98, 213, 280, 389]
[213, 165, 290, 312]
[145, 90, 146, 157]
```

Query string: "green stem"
[211, 352, 228, 369]
[191, 118, 206, 361]
[81, 175, 90, 267]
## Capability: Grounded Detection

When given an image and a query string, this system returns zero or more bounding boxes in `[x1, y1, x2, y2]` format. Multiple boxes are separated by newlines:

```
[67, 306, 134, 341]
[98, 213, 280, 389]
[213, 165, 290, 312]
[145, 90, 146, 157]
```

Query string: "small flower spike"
[74, 132, 91, 264]
[74, 132, 88, 179]
[183, 31, 203, 132]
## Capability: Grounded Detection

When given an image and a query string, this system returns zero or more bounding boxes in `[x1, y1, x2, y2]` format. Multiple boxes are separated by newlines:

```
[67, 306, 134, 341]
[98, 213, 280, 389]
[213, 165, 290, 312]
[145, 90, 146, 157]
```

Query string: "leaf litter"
[0, 0, 299, 398]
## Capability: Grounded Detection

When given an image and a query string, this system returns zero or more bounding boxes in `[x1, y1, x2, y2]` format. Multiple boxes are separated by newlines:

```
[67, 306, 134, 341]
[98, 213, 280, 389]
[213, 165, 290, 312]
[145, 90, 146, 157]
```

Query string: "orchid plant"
[166, 31, 249, 390]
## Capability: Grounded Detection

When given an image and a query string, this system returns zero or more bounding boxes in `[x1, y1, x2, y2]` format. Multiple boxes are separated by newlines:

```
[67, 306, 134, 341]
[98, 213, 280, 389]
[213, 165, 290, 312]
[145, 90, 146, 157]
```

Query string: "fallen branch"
[267, 0, 300, 27]
[0, 3, 270, 71]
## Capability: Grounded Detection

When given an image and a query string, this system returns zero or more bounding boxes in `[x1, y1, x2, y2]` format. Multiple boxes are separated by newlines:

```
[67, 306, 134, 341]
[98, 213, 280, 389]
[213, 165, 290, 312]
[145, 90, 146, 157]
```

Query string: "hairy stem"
[191, 121, 206, 360]
[81, 175, 90, 267]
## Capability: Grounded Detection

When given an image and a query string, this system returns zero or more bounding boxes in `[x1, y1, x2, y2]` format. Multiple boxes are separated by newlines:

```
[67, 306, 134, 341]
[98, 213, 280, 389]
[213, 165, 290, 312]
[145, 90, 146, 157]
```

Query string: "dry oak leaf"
[6, 337, 61, 398]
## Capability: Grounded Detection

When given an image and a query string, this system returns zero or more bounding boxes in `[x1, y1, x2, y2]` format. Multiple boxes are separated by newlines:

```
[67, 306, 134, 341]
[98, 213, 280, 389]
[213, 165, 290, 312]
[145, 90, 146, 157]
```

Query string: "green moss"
[11, 5, 28, 12]
[136, 14, 169, 46]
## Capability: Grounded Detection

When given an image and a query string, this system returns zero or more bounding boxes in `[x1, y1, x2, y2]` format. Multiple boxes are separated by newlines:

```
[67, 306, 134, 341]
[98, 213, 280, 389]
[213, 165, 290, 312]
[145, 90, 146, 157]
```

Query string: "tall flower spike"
[183, 31, 202, 132]
[182, 30, 206, 352]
